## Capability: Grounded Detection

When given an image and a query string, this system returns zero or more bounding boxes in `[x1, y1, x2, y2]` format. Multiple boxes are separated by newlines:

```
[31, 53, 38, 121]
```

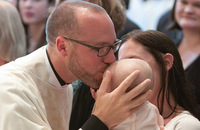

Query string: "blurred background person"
[115, 0, 141, 39]
[17, 0, 55, 53]
[126, 0, 174, 30]
[157, 9, 183, 45]
[169, 0, 200, 110]
[0, 0, 26, 66]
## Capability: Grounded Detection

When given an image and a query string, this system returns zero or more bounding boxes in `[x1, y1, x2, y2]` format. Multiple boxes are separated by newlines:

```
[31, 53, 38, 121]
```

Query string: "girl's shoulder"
[165, 111, 200, 130]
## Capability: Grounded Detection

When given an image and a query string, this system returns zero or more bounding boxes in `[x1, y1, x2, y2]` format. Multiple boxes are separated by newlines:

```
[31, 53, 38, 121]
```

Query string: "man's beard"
[68, 53, 102, 89]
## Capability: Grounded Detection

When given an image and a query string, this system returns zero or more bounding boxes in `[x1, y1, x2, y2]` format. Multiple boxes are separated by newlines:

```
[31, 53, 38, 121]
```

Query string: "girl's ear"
[163, 53, 174, 71]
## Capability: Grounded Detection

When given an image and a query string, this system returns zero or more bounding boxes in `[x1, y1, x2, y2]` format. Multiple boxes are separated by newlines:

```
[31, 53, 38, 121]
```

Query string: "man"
[0, 1, 151, 130]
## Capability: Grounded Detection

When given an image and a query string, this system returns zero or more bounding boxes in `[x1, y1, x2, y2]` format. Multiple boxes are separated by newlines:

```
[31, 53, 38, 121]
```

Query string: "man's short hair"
[46, 0, 106, 45]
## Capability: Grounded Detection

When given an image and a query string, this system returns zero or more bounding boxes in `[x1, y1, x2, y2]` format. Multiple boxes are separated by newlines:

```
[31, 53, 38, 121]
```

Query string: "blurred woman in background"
[18, 0, 55, 53]
[0, 1, 26, 66]
[170, 0, 200, 109]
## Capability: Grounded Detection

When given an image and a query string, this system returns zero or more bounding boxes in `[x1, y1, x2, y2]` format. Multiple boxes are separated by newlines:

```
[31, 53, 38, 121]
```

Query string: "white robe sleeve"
[0, 78, 52, 130]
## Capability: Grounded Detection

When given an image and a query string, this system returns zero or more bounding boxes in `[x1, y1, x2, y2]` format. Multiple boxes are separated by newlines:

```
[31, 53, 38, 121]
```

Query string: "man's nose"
[102, 49, 116, 64]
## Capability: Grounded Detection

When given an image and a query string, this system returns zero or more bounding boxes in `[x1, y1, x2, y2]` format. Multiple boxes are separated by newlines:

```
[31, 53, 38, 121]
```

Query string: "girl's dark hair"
[121, 30, 199, 120]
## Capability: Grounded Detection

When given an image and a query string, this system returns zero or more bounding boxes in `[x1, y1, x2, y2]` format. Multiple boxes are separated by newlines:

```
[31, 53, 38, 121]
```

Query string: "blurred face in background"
[19, 0, 52, 25]
[175, 0, 200, 30]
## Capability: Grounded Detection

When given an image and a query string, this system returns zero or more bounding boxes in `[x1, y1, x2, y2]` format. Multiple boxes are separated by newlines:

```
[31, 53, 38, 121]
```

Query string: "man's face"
[68, 11, 116, 89]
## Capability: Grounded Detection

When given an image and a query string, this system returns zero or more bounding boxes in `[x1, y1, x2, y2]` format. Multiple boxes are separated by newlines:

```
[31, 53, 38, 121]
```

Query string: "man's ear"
[163, 53, 174, 71]
[56, 36, 68, 56]
[90, 88, 96, 100]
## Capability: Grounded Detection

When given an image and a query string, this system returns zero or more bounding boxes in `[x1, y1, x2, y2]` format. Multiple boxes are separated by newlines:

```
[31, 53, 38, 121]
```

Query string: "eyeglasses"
[63, 37, 122, 57]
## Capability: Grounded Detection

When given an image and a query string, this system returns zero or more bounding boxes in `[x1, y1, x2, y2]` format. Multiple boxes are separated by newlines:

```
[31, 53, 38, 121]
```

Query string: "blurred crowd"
[0, 0, 200, 129]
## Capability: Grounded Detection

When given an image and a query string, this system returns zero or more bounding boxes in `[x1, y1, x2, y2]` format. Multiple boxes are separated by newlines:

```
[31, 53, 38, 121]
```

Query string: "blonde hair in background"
[0, 1, 26, 62]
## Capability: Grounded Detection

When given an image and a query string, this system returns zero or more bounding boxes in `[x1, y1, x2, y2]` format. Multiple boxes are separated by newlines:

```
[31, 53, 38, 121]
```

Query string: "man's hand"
[92, 70, 152, 129]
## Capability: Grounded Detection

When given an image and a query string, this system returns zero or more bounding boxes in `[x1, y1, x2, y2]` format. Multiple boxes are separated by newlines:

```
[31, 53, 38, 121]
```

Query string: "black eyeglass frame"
[63, 36, 122, 57]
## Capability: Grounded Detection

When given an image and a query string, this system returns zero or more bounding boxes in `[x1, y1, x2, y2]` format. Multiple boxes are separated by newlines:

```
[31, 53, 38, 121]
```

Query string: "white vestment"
[0, 46, 73, 130]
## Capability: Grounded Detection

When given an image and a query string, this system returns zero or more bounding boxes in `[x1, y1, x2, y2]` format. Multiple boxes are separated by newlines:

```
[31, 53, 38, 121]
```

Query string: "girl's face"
[175, 0, 200, 30]
[118, 39, 161, 106]
[19, 0, 52, 25]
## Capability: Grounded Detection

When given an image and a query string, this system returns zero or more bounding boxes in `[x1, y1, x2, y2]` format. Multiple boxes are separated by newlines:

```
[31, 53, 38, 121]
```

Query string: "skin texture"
[46, 1, 151, 128]
[90, 58, 155, 129]
[106, 59, 153, 93]
[118, 39, 161, 107]
[48, 7, 116, 89]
